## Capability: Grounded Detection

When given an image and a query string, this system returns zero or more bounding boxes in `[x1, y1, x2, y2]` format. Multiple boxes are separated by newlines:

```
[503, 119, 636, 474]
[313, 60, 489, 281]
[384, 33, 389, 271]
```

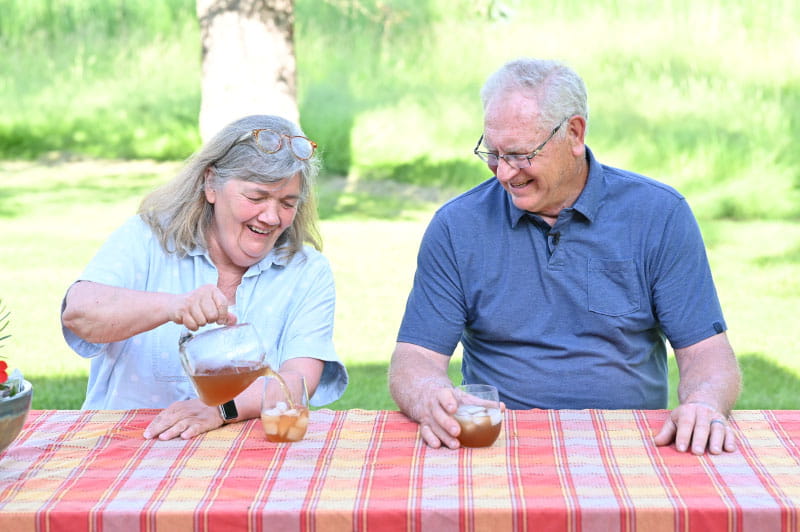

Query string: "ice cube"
[261, 420, 278, 435]
[275, 401, 288, 412]
[457, 404, 486, 416]
[473, 414, 492, 427]
[488, 408, 502, 425]
[285, 426, 307, 442]
[295, 414, 309, 429]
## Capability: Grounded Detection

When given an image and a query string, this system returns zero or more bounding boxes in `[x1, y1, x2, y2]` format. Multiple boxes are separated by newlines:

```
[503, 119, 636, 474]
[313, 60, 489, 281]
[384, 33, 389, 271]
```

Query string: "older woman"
[61, 115, 347, 440]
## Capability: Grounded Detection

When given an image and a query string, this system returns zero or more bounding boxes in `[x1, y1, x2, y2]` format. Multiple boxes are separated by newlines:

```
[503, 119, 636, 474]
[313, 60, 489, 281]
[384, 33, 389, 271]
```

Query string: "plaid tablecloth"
[0, 409, 798, 532]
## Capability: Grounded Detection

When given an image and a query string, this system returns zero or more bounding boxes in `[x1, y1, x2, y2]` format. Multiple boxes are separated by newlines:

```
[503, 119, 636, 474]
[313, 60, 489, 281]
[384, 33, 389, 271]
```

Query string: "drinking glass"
[454, 384, 503, 448]
[178, 322, 269, 406]
[261, 371, 309, 443]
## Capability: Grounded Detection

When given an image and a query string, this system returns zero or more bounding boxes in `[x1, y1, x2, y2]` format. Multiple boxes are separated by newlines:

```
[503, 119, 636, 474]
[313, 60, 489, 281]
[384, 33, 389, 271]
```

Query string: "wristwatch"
[218, 400, 238, 421]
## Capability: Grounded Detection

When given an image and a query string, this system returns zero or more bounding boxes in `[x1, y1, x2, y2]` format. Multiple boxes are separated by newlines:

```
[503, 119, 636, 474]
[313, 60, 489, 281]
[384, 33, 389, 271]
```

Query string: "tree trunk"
[197, 0, 298, 141]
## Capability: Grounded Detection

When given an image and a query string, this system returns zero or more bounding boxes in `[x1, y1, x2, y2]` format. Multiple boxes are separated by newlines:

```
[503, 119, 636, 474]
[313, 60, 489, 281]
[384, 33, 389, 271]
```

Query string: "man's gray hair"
[480, 58, 589, 129]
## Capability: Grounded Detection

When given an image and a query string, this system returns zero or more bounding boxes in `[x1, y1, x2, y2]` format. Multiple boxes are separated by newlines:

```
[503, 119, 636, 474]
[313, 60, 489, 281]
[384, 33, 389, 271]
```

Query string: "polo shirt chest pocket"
[587, 258, 640, 316]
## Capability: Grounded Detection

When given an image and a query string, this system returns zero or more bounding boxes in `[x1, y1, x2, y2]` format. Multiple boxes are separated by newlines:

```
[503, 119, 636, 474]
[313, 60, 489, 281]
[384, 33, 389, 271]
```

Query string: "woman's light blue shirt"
[63, 215, 347, 409]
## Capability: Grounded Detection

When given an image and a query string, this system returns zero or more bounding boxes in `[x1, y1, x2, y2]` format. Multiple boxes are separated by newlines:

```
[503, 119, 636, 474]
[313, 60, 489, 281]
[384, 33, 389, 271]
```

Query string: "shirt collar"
[571, 145, 603, 223]
[188, 243, 291, 274]
[507, 145, 603, 228]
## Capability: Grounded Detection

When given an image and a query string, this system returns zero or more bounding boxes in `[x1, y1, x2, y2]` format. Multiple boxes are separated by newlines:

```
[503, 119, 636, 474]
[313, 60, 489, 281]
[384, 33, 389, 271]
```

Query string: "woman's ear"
[203, 167, 216, 204]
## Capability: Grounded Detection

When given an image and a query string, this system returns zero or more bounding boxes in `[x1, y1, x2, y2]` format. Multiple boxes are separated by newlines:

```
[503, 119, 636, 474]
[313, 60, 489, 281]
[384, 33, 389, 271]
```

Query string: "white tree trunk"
[197, 0, 299, 141]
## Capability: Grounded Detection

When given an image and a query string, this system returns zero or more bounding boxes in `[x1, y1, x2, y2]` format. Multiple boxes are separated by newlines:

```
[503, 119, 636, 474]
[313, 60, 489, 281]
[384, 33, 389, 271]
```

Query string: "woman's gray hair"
[138, 114, 322, 261]
[480, 58, 589, 133]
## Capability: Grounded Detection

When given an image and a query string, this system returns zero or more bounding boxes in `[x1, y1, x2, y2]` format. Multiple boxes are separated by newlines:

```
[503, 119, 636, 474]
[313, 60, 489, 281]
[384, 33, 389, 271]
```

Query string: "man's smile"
[509, 178, 533, 189]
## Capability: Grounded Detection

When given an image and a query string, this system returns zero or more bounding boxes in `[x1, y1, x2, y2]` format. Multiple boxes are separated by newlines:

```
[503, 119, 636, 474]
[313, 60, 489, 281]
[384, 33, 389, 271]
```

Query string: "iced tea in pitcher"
[179, 323, 270, 406]
[189, 361, 266, 406]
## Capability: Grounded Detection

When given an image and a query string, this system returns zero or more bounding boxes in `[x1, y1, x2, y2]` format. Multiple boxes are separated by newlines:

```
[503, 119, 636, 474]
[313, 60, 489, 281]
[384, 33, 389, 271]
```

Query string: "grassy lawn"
[1, 159, 799, 411]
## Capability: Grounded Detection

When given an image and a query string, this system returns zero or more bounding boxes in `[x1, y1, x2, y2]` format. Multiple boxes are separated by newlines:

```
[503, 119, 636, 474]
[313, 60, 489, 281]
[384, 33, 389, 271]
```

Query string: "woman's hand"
[167, 284, 235, 331]
[143, 399, 225, 440]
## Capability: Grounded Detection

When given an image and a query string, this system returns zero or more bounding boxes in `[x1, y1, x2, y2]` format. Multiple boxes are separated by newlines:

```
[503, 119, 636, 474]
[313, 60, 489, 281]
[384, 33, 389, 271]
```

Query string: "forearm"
[675, 333, 741, 415]
[389, 342, 453, 422]
[678, 367, 740, 415]
[61, 281, 174, 344]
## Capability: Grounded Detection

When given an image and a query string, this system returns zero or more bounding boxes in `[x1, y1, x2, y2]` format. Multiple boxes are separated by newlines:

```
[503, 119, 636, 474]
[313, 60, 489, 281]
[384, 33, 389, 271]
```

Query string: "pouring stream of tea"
[263, 366, 296, 410]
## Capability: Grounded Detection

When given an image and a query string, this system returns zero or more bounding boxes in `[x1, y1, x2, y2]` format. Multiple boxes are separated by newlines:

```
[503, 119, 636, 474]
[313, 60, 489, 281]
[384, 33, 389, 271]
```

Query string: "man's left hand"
[654, 402, 737, 455]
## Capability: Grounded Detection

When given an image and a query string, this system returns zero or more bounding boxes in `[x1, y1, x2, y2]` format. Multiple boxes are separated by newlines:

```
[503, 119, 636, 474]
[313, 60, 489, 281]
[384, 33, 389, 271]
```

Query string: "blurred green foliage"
[0, 0, 798, 219]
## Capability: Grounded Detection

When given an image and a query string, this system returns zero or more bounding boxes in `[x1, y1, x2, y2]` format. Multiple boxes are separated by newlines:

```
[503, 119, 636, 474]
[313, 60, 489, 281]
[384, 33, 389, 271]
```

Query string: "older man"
[389, 57, 740, 455]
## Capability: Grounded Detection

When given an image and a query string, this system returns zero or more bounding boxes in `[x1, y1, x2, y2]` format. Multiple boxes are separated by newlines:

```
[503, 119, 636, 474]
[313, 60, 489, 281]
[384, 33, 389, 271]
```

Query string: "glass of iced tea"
[178, 322, 269, 406]
[454, 384, 503, 448]
[261, 371, 309, 443]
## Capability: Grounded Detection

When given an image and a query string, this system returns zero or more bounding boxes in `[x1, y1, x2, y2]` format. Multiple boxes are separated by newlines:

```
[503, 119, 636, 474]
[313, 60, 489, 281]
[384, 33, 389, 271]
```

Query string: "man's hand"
[143, 398, 225, 440]
[416, 385, 463, 449]
[389, 343, 465, 449]
[660, 333, 740, 455]
[654, 401, 737, 455]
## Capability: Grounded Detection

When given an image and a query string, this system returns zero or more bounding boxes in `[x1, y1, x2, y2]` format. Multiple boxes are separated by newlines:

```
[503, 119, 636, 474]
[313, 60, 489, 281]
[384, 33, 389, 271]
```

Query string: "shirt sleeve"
[649, 199, 727, 348]
[396, 210, 467, 356]
[61, 216, 153, 359]
[78, 215, 154, 289]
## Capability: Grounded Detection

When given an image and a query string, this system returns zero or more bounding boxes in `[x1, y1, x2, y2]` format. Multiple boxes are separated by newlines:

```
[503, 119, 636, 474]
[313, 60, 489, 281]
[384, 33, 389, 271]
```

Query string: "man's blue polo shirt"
[397, 147, 726, 410]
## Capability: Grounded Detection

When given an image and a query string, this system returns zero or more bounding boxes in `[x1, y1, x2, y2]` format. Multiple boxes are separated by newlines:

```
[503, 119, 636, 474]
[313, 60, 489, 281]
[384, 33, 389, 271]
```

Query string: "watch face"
[219, 400, 238, 420]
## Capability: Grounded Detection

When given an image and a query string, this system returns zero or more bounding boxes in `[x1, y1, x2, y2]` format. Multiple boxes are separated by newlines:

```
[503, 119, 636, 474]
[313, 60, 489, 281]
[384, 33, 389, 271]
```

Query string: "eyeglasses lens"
[255, 130, 282, 153]
[479, 153, 528, 170]
[253, 129, 315, 160]
[290, 137, 314, 159]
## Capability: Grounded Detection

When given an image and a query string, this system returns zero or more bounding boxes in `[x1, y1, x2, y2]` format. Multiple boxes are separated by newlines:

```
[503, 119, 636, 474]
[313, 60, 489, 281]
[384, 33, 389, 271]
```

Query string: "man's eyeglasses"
[473, 118, 565, 169]
[244, 129, 317, 160]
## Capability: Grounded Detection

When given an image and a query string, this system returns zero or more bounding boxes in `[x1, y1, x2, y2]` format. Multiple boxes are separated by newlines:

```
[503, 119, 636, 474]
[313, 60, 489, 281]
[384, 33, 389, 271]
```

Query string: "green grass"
[1, 0, 798, 218]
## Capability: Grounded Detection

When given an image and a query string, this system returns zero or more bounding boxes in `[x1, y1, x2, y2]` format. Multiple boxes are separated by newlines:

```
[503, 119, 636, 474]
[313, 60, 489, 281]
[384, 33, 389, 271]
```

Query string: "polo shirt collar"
[507, 145, 604, 227]
[571, 145, 603, 223]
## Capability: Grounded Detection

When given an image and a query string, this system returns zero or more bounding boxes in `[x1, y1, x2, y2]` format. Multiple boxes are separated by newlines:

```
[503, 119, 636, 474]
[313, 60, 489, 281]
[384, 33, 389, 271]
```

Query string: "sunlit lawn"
[1, 159, 799, 411]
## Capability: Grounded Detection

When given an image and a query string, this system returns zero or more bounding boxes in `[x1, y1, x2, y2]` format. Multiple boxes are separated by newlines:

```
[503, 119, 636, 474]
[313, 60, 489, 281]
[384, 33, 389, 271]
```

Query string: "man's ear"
[203, 167, 216, 204]
[566, 115, 587, 156]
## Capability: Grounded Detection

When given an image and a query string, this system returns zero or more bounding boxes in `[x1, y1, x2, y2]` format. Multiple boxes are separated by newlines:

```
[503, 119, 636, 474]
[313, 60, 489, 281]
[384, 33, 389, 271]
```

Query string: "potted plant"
[0, 298, 32, 455]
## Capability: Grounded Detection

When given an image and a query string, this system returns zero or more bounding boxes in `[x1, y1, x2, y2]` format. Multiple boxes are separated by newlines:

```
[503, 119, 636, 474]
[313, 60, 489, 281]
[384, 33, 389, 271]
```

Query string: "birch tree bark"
[197, 0, 298, 141]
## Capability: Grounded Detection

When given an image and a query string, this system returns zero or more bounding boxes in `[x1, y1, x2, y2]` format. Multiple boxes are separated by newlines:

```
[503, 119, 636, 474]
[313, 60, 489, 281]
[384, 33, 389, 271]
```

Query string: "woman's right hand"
[168, 284, 236, 331]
